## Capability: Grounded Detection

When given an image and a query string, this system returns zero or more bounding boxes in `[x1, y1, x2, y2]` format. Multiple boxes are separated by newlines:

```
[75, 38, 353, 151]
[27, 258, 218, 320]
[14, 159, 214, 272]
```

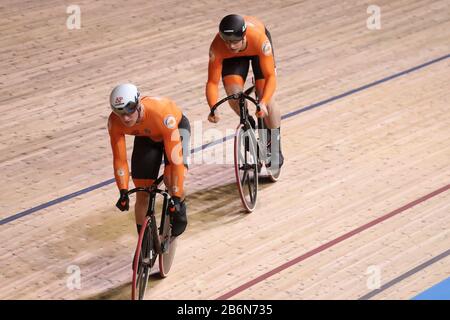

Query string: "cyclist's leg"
[253, 67, 283, 168]
[222, 57, 249, 115]
[131, 136, 163, 230]
[254, 79, 280, 129]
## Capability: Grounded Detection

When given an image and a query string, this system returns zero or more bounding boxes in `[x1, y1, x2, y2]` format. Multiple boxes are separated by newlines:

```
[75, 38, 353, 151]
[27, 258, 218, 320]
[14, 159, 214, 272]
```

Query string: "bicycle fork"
[146, 194, 162, 259]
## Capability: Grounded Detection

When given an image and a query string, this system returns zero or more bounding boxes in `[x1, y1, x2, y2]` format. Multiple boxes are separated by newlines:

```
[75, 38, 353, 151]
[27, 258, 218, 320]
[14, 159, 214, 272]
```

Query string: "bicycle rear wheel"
[131, 217, 156, 300]
[256, 119, 281, 182]
[158, 210, 178, 278]
[234, 123, 258, 212]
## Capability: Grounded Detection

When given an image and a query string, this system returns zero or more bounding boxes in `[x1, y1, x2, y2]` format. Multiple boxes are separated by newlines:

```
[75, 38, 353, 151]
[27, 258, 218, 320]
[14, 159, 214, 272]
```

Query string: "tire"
[131, 217, 155, 300]
[234, 123, 258, 212]
[256, 121, 281, 182]
[267, 163, 281, 182]
[158, 237, 178, 278]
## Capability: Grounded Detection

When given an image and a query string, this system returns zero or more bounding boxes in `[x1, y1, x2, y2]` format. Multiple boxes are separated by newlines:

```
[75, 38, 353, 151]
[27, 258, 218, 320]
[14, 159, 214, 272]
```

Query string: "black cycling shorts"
[222, 28, 275, 81]
[131, 114, 191, 180]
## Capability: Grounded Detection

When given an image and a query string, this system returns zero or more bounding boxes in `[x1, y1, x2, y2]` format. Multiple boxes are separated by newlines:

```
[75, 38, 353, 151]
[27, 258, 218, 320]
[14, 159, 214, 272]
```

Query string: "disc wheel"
[158, 211, 178, 277]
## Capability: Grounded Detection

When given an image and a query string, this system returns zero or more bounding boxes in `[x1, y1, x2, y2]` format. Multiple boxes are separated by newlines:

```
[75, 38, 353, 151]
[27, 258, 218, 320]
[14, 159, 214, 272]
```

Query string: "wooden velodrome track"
[1, 0, 449, 300]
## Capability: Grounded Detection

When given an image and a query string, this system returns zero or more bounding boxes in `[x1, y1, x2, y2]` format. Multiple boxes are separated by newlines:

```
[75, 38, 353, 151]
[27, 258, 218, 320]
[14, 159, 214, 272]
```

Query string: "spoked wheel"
[158, 212, 178, 278]
[234, 124, 258, 212]
[131, 217, 156, 300]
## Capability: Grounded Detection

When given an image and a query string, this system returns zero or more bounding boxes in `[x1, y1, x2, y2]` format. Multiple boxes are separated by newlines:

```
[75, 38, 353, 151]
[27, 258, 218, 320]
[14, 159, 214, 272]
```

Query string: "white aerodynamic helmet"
[109, 83, 140, 115]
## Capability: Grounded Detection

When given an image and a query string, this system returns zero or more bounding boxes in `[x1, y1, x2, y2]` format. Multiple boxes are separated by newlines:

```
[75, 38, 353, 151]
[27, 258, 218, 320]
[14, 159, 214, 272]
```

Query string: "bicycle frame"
[128, 175, 179, 300]
[126, 176, 173, 255]
[210, 87, 271, 164]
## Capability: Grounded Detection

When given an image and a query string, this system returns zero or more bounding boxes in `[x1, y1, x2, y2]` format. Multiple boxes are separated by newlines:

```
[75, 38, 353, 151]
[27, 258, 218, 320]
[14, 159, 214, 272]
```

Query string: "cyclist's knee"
[266, 102, 281, 128]
[135, 191, 149, 204]
[228, 101, 240, 115]
[223, 74, 244, 90]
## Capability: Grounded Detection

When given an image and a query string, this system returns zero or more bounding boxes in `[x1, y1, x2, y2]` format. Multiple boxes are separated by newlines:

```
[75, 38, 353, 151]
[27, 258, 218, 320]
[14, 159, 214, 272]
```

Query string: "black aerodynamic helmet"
[219, 14, 247, 41]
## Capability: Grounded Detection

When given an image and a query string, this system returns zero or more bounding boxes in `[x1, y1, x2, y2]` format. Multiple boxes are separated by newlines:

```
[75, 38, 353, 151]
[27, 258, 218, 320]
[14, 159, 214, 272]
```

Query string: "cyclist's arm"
[258, 39, 277, 105]
[206, 46, 223, 108]
[162, 123, 185, 198]
[108, 116, 130, 190]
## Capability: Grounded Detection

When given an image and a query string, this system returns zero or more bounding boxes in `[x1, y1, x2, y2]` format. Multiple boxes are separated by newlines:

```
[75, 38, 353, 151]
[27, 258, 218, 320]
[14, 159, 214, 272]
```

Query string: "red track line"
[216, 183, 450, 300]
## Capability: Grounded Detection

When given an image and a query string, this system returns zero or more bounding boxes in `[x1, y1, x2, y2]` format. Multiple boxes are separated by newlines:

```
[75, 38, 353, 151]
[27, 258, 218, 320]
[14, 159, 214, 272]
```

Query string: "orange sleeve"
[159, 107, 185, 198]
[206, 44, 223, 108]
[108, 115, 130, 190]
[258, 38, 277, 105]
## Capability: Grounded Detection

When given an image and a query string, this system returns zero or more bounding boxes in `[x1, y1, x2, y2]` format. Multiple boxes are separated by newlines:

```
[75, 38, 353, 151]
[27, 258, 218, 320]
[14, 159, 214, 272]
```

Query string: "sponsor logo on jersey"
[262, 40, 272, 56]
[164, 115, 177, 129]
[209, 48, 215, 62]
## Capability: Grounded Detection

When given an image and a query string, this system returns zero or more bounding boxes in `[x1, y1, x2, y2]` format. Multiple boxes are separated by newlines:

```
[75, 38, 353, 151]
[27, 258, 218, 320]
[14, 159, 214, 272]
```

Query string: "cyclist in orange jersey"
[108, 83, 190, 237]
[206, 14, 284, 168]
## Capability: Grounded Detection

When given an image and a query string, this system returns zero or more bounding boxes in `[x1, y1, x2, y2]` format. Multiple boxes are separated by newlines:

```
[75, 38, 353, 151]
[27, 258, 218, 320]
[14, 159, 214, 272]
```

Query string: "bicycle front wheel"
[234, 123, 258, 212]
[131, 217, 156, 300]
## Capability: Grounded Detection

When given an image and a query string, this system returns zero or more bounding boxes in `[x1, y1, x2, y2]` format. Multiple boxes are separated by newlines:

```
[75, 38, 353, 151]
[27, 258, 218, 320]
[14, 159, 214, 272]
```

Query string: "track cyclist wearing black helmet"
[206, 14, 284, 169]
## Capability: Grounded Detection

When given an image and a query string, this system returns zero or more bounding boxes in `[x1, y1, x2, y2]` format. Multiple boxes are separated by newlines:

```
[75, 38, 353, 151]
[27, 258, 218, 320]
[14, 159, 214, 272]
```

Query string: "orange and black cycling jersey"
[108, 96, 185, 197]
[206, 16, 276, 106]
